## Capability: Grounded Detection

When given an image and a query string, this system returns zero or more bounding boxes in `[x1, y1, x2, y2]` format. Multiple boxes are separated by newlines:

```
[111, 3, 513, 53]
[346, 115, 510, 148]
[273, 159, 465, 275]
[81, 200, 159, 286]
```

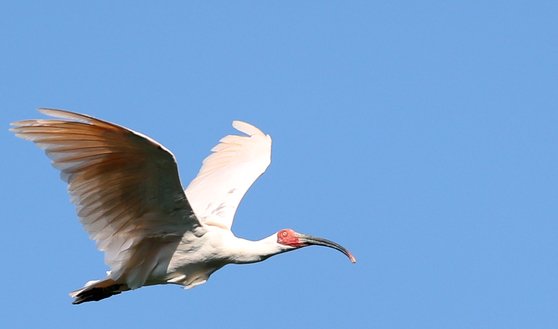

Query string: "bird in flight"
[11, 109, 356, 304]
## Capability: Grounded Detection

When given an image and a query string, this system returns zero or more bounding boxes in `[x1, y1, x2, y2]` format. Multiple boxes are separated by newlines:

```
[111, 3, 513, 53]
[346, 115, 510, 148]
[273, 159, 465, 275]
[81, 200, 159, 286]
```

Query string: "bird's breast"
[160, 228, 232, 288]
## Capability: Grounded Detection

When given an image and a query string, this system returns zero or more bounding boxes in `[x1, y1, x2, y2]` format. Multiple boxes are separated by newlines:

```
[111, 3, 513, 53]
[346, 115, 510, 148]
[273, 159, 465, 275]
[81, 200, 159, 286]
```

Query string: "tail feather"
[70, 279, 129, 304]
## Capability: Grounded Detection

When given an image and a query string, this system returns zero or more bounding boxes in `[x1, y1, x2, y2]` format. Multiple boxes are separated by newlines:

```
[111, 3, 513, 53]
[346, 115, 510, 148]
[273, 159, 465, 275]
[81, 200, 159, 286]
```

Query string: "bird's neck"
[228, 234, 287, 264]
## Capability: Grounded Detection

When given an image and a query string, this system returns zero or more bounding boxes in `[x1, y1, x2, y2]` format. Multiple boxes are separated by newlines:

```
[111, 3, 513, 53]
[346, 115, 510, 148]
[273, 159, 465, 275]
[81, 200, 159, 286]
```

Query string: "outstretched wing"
[11, 109, 201, 288]
[185, 121, 272, 230]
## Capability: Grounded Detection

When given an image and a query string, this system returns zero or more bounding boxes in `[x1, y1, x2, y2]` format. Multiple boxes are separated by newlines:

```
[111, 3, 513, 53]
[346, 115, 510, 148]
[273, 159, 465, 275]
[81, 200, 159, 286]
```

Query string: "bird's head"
[276, 228, 356, 263]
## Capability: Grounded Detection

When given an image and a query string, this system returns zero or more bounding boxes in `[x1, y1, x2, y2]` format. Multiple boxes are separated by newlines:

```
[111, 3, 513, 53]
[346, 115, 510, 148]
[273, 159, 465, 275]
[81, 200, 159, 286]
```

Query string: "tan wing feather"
[11, 109, 201, 288]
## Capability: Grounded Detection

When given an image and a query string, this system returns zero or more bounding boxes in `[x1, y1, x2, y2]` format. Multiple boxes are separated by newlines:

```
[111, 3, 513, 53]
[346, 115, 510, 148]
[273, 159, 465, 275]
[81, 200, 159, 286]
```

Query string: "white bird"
[11, 109, 356, 304]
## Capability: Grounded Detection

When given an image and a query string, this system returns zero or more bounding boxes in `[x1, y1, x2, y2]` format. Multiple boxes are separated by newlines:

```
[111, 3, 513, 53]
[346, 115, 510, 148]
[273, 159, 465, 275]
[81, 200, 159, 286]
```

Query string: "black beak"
[297, 234, 356, 263]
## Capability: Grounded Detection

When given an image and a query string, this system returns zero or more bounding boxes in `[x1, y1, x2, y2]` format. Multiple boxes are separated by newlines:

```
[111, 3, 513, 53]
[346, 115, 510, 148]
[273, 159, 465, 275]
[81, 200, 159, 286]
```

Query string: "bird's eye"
[281, 231, 288, 237]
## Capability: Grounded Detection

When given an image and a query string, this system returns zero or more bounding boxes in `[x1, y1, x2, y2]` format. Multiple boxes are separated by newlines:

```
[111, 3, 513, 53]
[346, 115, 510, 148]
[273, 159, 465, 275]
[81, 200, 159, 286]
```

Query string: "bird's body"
[11, 109, 355, 304]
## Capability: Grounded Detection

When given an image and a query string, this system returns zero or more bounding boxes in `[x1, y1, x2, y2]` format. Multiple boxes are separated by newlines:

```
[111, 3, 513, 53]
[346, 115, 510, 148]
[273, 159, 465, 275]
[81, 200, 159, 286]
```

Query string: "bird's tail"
[70, 278, 129, 304]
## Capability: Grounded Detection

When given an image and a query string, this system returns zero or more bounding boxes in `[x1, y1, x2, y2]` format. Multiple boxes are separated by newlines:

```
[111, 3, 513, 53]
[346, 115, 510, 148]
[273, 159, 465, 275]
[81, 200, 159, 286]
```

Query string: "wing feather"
[11, 109, 202, 288]
[185, 120, 272, 229]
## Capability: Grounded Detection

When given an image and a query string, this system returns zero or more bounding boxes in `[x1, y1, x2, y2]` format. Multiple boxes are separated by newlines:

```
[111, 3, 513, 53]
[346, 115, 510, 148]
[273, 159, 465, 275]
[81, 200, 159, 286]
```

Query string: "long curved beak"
[297, 234, 356, 263]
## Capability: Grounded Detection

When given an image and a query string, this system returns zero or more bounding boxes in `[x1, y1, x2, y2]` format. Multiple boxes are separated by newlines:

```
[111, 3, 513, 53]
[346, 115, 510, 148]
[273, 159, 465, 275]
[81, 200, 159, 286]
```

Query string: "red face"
[276, 229, 303, 247]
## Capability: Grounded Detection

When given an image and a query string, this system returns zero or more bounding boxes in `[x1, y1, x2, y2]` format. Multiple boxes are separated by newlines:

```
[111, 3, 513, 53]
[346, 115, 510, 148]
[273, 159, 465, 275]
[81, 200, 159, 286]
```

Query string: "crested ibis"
[10, 109, 356, 304]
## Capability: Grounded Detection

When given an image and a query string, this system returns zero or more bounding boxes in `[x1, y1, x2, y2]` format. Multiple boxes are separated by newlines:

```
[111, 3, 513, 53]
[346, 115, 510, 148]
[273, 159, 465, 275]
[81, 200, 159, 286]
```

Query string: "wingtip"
[9, 119, 38, 133]
[37, 108, 91, 122]
[9, 108, 84, 133]
[232, 120, 266, 137]
[38, 107, 64, 116]
[35, 108, 120, 129]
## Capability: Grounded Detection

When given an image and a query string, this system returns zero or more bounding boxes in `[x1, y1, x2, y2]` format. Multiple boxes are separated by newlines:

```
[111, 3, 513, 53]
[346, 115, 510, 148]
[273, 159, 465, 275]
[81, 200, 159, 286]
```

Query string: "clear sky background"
[1, 1, 557, 328]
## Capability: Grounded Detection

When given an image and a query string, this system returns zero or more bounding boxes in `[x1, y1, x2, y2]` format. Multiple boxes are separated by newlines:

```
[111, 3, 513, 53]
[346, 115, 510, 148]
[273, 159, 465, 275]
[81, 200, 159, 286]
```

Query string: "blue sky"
[2, 1, 557, 328]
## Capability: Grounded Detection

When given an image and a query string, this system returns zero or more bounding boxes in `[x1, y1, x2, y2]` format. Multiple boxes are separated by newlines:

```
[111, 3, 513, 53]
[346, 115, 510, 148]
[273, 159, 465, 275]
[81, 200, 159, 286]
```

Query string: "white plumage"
[186, 120, 272, 229]
[11, 109, 355, 304]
